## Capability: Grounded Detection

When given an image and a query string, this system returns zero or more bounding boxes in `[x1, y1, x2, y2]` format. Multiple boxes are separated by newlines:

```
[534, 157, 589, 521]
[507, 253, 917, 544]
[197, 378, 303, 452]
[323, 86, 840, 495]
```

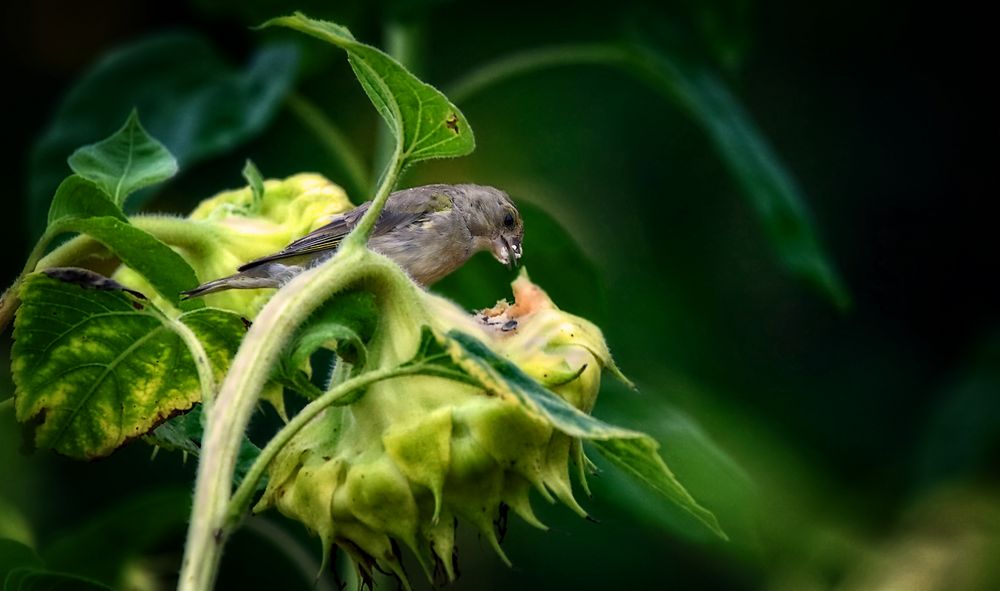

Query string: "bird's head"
[459, 185, 524, 269]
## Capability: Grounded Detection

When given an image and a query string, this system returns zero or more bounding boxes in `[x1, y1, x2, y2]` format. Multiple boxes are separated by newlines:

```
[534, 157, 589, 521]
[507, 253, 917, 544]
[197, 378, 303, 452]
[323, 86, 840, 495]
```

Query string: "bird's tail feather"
[182, 268, 289, 300]
[181, 276, 238, 300]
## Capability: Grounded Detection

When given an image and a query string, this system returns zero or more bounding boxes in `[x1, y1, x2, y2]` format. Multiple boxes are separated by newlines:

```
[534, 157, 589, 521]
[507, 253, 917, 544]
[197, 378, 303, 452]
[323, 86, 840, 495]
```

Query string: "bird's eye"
[503, 212, 515, 228]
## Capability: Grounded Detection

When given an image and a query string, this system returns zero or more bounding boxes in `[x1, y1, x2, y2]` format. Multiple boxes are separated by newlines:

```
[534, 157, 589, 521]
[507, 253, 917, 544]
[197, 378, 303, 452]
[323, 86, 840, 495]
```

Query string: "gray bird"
[182, 184, 524, 298]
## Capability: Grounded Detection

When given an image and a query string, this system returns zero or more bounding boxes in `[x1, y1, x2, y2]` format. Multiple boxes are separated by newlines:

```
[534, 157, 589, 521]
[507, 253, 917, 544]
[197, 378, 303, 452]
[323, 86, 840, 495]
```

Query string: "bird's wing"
[237, 189, 453, 271]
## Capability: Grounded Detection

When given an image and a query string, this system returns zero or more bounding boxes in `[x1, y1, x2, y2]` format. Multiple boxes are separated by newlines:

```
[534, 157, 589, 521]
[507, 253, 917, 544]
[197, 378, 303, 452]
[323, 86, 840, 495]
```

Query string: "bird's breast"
[368, 221, 472, 286]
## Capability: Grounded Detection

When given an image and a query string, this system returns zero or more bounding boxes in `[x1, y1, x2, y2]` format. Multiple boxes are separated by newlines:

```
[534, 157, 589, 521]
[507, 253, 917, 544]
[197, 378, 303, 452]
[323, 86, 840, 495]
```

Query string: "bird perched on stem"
[182, 184, 523, 298]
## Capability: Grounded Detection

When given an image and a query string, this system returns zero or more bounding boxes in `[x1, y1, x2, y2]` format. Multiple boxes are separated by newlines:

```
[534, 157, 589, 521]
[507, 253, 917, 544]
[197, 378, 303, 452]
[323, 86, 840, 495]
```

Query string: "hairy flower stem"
[179, 154, 405, 591]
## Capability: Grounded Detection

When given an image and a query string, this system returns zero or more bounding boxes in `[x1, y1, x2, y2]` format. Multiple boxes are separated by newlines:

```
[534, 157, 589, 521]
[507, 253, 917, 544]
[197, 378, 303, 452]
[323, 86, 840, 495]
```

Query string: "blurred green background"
[1, 0, 997, 589]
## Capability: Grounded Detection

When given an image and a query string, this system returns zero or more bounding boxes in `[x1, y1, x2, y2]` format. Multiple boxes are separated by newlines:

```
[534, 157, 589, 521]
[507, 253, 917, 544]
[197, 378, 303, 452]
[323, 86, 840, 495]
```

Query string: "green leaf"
[67, 111, 178, 207]
[275, 290, 378, 398]
[48, 214, 202, 311]
[438, 329, 725, 538]
[47, 176, 126, 226]
[442, 330, 639, 439]
[146, 405, 262, 488]
[28, 34, 298, 236]
[0, 501, 32, 550]
[290, 290, 377, 369]
[591, 437, 727, 540]
[593, 383, 755, 544]
[0, 540, 42, 583]
[11, 273, 246, 459]
[629, 44, 849, 308]
[242, 159, 265, 211]
[41, 175, 198, 310]
[263, 13, 475, 168]
[4, 568, 111, 591]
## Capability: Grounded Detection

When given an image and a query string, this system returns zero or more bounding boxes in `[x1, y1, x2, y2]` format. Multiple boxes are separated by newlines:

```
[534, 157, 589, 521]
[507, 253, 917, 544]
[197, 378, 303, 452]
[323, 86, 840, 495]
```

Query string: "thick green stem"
[0, 398, 12, 414]
[344, 149, 404, 248]
[178, 150, 408, 591]
[132, 215, 219, 260]
[35, 234, 107, 270]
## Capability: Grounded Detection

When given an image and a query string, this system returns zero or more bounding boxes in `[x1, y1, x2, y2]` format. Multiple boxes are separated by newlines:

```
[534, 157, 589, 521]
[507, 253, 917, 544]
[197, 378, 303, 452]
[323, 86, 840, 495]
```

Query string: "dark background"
[1, 1, 997, 590]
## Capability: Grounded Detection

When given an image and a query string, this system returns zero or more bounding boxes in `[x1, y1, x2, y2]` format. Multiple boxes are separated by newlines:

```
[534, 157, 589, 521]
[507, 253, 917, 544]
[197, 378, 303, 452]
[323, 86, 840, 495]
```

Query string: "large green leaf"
[48, 216, 202, 311]
[42, 171, 199, 312]
[264, 13, 475, 168]
[67, 111, 178, 207]
[438, 329, 725, 538]
[28, 34, 298, 236]
[11, 273, 246, 459]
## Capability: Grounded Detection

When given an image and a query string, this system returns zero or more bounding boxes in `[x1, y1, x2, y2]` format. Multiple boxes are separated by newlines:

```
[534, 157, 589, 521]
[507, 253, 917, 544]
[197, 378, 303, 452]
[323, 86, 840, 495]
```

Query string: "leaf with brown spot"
[263, 14, 475, 167]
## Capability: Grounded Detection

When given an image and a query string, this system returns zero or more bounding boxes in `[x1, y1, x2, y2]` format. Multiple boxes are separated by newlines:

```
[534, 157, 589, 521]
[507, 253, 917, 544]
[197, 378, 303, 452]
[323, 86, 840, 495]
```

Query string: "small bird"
[182, 184, 524, 298]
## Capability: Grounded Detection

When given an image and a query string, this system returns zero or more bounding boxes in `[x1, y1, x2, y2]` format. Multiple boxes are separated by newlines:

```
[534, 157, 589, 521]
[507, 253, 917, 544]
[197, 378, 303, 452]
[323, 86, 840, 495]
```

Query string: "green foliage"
[48, 216, 202, 311]
[592, 437, 727, 539]
[242, 160, 266, 212]
[627, 42, 849, 308]
[31, 117, 202, 311]
[11, 273, 245, 459]
[447, 39, 848, 308]
[287, 290, 377, 370]
[442, 330, 637, 438]
[4, 568, 111, 591]
[1, 539, 110, 591]
[1, 9, 790, 588]
[147, 404, 263, 487]
[263, 13, 475, 169]
[28, 34, 298, 235]
[0, 540, 42, 582]
[440, 329, 725, 538]
[67, 111, 178, 207]
[46, 177, 127, 226]
[272, 291, 379, 399]
[592, 385, 756, 544]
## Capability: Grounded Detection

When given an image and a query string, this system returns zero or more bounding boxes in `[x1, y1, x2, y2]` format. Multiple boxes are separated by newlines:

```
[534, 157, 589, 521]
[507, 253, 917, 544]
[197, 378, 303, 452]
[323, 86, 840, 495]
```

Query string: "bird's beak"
[510, 238, 522, 265]
[492, 237, 521, 270]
